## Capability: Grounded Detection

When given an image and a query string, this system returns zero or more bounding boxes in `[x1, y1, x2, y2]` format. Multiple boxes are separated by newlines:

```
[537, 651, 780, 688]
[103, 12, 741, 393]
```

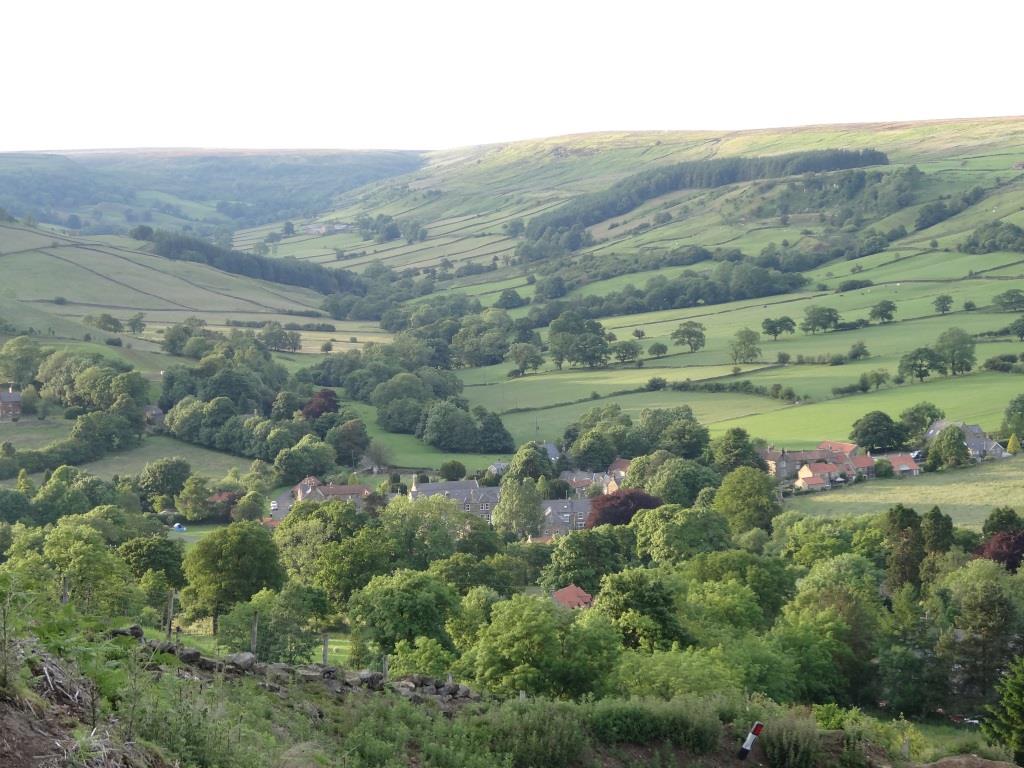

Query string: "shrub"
[477, 699, 586, 768]
[585, 697, 720, 752]
[762, 715, 820, 768]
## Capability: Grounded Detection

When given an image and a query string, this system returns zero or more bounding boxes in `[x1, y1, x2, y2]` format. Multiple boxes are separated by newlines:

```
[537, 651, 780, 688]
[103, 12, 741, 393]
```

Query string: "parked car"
[270, 500, 279, 511]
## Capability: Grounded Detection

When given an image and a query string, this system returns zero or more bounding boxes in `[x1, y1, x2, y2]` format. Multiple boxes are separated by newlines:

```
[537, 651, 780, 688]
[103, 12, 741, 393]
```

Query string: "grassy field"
[0, 418, 72, 449]
[0, 435, 251, 485]
[785, 456, 1024, 529]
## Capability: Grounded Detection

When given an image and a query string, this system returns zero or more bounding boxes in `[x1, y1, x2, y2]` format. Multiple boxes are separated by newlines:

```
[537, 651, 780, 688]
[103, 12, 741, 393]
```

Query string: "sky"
[4, 0, 1023, 152]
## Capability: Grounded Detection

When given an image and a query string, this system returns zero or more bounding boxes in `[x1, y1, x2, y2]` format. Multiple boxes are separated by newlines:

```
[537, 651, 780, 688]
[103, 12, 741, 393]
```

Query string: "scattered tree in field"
[632, 328, 646, 339]
[869, 300, 897, 324]
[1008, 317, 1024, 341]
[729, 328, 761, 364]
[320, 341, 333, 353]
[934, 327, 976, 376]
[761, 316, 796, 340]
[899, 347, 945, 382]
[800, 305, 840, 334]
[1008, 433, 1022, 455]
[849, 411, 906, 453]
[933, 294, 953, 314]
[995, 289, 1024, 312]
[126, 313, 146, 334]
[867, 369, 890, 390]
[647, 342, 668, 358]
[611, 339, 642, 365]
[670, 321, 706, 352]
[505, 342, 544, 373]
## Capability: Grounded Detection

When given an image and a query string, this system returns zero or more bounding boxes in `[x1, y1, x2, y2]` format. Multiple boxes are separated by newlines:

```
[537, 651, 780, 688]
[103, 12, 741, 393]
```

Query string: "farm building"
[879, 454, 921, 477]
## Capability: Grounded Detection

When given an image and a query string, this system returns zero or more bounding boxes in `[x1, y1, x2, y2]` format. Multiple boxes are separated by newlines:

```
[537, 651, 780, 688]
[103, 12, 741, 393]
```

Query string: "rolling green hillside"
[5, 119, 1024, 474]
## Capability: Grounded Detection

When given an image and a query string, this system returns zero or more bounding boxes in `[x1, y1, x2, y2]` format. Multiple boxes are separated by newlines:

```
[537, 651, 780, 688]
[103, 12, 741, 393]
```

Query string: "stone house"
[923, 420, 1009, 460]
[539, 498, 593, 536]
[409, 478, 500, 523]
[0, 387, 21, 421]
[293, 476, 373, 508]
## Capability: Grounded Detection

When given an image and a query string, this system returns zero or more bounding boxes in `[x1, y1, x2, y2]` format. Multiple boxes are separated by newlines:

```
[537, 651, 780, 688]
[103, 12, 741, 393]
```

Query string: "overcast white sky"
[4, 0, 1022, 152]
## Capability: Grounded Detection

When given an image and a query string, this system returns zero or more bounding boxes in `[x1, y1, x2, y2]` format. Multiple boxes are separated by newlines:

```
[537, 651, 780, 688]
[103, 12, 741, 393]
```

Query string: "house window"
[481, 503, 490, 511]
[463, 502, 471, 512]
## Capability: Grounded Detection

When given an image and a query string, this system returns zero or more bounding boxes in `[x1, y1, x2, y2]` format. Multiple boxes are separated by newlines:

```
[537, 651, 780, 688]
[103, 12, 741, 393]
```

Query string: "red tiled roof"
[263, 518, 281, 528]
[884, 454, 920, 472]
[552, 584, 593, 609]
[851, 455, 875, 468]
[608, 458, 632, 474]
[808, 463, 838, 474]
[799, 476, 828, 487]
[819, 440, 858, 454]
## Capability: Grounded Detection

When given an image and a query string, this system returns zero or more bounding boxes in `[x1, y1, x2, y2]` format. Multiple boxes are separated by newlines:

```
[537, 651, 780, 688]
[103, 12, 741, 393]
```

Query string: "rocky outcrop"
[140, 639, 482, 711]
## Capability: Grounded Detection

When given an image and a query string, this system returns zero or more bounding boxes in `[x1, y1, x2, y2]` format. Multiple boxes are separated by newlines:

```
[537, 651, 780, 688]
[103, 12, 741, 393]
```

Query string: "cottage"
[540, 498, 592, 536]
[409, 478, 500, 523]
[552, 584, 592, 610]
[923, 420, 1008, 460]
[0, 386, 22, 421]
[293, 476, 373, 508]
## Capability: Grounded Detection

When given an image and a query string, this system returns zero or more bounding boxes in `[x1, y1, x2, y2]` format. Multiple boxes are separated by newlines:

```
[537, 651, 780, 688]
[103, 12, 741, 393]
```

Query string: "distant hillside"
[0, 149, 423, 235]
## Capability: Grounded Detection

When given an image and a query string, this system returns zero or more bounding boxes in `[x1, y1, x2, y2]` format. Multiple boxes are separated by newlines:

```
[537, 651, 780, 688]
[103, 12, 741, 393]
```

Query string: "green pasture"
[500, 390, 789, 446]
[348, 403, 510, 471]
[712, 372, 1024, 447]
[461, 362, 771, 412]
[0, 418, 73, 450]
[785, 456, 1024, 529]
[64, 435, 247, 482]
